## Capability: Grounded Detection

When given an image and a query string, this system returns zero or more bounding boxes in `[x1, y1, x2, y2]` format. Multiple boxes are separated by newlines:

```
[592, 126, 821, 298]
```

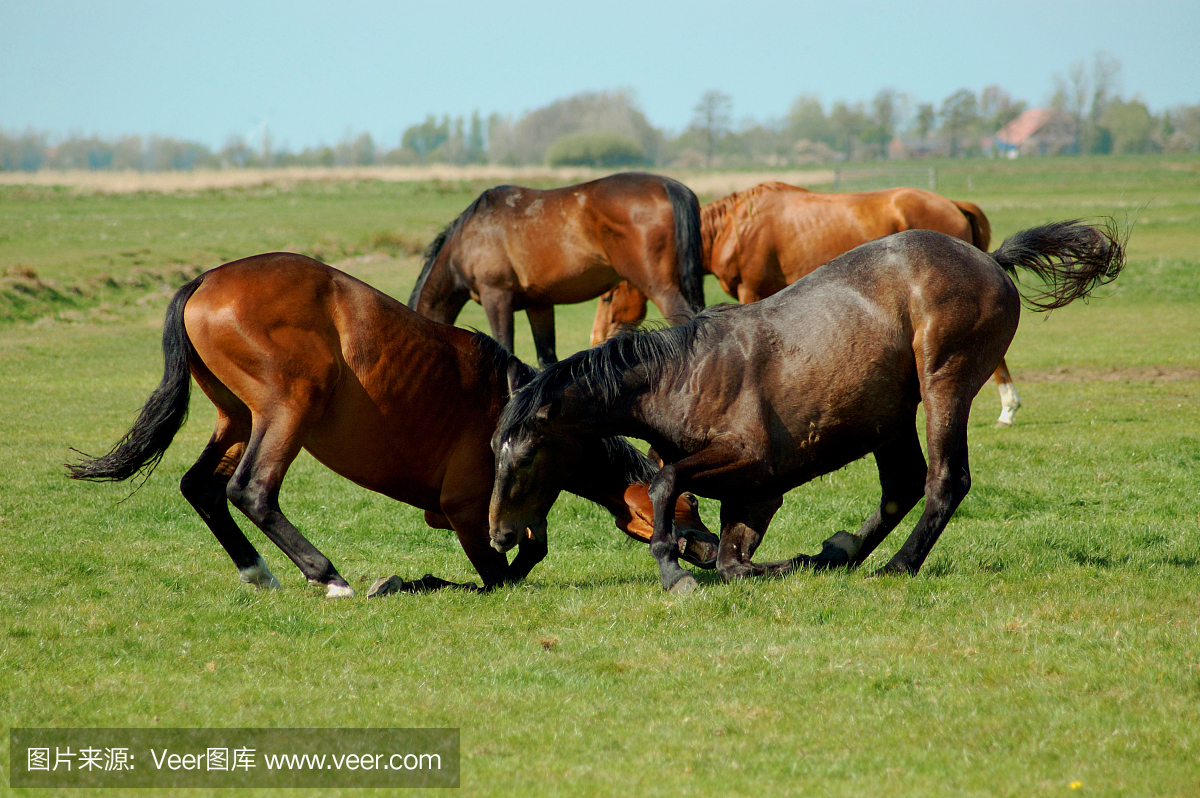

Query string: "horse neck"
[412, 247, 468, 324]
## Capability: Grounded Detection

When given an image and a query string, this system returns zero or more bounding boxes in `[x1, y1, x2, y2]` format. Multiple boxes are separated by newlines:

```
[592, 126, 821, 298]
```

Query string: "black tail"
[991, 219, 1126, 311]
[662, 178, 706, 313]
[67, 276, 204, 482]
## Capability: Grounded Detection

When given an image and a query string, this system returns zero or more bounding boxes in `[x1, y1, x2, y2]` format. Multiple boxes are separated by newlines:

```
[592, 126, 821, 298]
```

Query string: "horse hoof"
[325, 583, 356, 599]
[994, 419, 1014, 428]
[238, 559, 280, 590]
[666, 573, 698, 595]
[367, 575, 402, 598]
[680, 531, 720, 570]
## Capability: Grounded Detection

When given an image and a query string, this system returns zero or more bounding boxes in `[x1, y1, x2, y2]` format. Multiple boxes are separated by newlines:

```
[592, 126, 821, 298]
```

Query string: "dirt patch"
[1016, 365, 1200, 383]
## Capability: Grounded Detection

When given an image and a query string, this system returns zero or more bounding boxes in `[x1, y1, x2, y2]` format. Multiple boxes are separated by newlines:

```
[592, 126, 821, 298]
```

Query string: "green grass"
[1, 157, 1198, 797]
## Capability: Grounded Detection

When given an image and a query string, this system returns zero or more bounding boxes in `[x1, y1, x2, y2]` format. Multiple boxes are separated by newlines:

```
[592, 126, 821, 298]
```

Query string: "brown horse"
[408, 172, 705, 368]
[68, 254, 717, 597]
[591, 183, 1025, 426]
[494, 221, 1124, 593]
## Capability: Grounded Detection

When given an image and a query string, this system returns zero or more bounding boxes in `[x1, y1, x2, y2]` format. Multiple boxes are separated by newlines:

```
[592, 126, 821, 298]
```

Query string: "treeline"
[4, 56, 1199, 173]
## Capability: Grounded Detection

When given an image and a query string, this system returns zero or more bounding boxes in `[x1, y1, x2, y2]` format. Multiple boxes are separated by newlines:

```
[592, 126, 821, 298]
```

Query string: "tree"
[828, 101, 868, 159]
[787, 95, 833, 147]
[914, 103, 936, 143]
[1099, 97, 1155, 154]
[980, 85, 1026, 133]
[1053, 52, 1122, 153]
[507, 90, 660, 165]
[862, 89, 897, 158]
[401, 115, 450, 159]
[940, 89, 979, 157]
[466, 111, 486, 164]
[691, 90, 732, 167]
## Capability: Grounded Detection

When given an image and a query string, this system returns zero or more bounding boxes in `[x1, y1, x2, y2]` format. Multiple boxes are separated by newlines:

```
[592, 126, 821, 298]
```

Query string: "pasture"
[1, 157, 1198, 796]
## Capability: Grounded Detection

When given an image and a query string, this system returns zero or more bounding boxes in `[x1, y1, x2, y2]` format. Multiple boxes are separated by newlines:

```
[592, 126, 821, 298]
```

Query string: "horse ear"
[506, 360, 533, 398]
[535, 398, 562, 423]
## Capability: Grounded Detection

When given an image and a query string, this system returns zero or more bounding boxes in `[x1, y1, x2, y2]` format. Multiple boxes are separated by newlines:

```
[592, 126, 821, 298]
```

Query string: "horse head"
[488, 398, 577, 553]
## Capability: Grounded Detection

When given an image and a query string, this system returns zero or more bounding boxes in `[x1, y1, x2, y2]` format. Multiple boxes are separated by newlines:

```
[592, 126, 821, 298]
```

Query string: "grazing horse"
[494, 221, 1124, 593]
[591, 183, 1025, 426]
[408, 172, 705, 368]
[68, 254, 718, 597]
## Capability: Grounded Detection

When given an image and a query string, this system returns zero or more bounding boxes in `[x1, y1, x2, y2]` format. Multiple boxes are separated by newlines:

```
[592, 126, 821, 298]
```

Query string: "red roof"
[996, 108, 1058, 147]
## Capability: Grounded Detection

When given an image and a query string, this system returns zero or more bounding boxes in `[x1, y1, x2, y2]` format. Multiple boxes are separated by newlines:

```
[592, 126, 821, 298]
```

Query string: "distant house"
[994, 109, 1076, 157]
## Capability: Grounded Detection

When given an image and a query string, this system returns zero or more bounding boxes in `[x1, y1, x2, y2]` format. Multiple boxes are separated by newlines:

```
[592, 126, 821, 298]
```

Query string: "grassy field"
[1, 157, 1198, 796]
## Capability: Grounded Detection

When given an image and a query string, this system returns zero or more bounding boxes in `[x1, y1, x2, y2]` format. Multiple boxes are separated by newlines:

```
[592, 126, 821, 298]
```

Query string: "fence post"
[833, 168, 840, 191]
[928, 167, 936, 191]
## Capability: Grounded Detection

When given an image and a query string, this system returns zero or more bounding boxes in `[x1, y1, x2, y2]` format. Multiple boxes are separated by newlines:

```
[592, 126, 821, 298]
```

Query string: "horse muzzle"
[489, 519, 547, 553]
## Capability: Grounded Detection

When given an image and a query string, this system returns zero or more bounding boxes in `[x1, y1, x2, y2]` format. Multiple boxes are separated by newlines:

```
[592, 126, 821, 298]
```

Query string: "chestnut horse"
[494, 221, 1124, 593]
[408, 172, 705, 368]
[68, 254, 717, 598]
[591, 183, 1025, 426]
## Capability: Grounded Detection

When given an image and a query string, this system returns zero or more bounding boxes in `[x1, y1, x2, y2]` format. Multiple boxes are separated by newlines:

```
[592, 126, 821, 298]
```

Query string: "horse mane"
[470, 328, 537, 387]
[700, 181, 801, 255]
[498, 320, 708, 440]
[407, 187, 510, 308]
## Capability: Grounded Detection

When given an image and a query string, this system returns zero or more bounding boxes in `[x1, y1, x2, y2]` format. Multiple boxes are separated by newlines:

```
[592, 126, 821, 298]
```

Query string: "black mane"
[497, 312, 729, 440]
[470, 327, 536, 387]
[407, 187, 513, 308]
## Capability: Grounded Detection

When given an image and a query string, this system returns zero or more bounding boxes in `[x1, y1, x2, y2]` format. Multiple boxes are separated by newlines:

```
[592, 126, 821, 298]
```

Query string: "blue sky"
[2, 0, 1197, 150]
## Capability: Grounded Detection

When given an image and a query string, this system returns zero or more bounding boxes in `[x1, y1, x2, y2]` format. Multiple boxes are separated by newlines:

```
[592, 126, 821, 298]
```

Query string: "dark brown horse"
[592, 183, 1025, 426]
[493, 221, 1124, 593]
[408, 172, 705, 368]
[68, 253, 717, 597]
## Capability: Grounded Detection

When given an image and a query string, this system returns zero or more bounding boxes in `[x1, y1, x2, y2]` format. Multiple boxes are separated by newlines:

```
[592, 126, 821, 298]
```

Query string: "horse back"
[184, 253, 507, 509]
[457, 175, 680, 304]
[663, 232, 1018, 491]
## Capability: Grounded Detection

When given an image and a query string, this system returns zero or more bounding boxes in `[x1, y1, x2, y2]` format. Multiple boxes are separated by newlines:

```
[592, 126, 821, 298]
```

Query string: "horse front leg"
[646, 464, 695, 594]
[525, 306, 558, 368]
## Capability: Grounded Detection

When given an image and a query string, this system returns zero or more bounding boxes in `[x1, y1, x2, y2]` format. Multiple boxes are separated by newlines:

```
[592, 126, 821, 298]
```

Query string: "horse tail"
[991, 219, 1125, 311]
[67, 276, 204, 482]
[953, 200, 992, 250]
[663, 178, 706, 312]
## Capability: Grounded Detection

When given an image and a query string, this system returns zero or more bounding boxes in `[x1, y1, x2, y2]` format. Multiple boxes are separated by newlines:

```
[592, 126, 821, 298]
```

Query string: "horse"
[590, 183, 1026, 427]
[67, 253, 719, 598]
[408, 172, 705, 368]
[493, 220, 1124, 593]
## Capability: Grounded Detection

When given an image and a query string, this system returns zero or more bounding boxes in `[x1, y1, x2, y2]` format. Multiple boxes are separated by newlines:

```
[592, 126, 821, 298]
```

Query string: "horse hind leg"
[802, 423, 928, 570]
[180, 414, 281, 590]
[877, 389, 973, 576]
[226, 412, 354, 598]
[993, 359, 1022, 427]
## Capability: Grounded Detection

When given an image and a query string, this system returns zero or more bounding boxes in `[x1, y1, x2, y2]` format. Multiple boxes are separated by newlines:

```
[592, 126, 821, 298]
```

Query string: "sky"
[2, 0, 1197, 151]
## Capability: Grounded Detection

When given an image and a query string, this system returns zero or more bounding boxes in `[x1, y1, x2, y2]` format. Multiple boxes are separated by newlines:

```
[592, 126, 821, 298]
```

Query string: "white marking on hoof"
[238, 559, 281, 590]
[996, 382, 1022, 426]
[325, 583, 356, 599]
